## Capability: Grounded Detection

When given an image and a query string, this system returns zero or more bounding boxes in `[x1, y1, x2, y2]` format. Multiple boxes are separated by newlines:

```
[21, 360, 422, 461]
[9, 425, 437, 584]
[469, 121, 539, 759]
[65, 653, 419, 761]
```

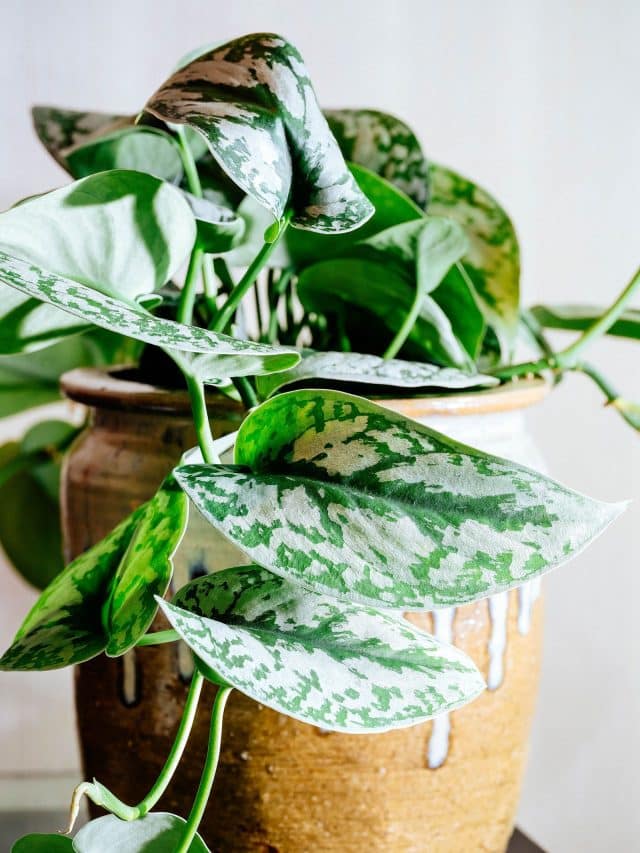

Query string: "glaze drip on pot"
[427, 607, 455, 769]
[487, 591, 509, 691]
[517, 577, 542, 634]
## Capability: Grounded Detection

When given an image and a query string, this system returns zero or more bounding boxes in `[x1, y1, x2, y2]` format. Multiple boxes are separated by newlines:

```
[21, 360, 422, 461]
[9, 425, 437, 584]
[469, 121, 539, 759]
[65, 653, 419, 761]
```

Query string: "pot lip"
[61, 366, 549, 417]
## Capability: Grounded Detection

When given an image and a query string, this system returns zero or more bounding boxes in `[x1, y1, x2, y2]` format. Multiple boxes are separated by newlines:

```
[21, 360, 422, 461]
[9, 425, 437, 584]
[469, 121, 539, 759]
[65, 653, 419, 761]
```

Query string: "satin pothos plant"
[0, 32, 631, 852]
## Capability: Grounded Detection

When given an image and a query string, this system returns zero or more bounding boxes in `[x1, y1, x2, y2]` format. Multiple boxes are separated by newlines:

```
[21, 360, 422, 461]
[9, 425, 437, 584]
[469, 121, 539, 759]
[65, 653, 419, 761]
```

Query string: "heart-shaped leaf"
[428, 164, 520, 353]
[72, 813, 209, 853]
[65, 126, 183, 183]
[145, 33, 374, 233]
[0, 507, 143, 670]
[531, 303, 640, 339]
[174, 389, 623, 610]
[104, 478, 188, 657]
[32, 106, 128, 166]
[0, 251, 300, 376]
[256, 350, 498, 398]
[12, 835, 73, 852]
[0, 170, 195, 302]
[325, 108, 429, 208]
[160, 566, 485, 732]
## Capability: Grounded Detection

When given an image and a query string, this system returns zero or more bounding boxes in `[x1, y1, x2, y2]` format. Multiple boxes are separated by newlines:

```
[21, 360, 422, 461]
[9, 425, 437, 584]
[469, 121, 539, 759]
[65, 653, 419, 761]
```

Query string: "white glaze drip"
[121, 650, 138, 705]
[427, 607, 455, 768]
[517, 578, 542, 635]
[487, 592, 509, 690]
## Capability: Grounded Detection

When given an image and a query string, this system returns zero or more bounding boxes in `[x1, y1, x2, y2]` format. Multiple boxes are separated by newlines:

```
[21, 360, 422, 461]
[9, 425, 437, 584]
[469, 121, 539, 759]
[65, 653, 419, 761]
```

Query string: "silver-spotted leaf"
[428, 164, 520, 353]
[531, 303, 640, 340]
[104, 479, 189, 657]
[0, 507, 143, 670]
[145, 33, 374, 233]
[325, 108, 429, 208]
[183, 192, 246, 253]
[256, 350, 498, 398]
[72, 813, 209, 853]
[175, 390, 623, 610]
[160, 566, 485, 732]
[12, 835, 74, 852]
[32, 106, 128, 166]
[0, 170, 195, 301]
[0, 251, 299, 375]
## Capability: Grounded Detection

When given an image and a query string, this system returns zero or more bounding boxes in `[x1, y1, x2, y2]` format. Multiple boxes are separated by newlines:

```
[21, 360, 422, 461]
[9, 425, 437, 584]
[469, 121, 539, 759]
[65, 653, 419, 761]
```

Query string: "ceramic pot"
[61, 368, 548, 853]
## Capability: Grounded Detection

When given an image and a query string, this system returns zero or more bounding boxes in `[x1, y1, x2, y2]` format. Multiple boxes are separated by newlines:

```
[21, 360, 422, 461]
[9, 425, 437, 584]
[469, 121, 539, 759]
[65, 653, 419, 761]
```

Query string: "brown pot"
[61, 368, 548, 853]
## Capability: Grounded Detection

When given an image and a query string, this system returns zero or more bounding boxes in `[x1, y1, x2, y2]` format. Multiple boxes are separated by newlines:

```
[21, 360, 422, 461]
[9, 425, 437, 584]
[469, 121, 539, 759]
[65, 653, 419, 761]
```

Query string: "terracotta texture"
[61, 369, 545, 853]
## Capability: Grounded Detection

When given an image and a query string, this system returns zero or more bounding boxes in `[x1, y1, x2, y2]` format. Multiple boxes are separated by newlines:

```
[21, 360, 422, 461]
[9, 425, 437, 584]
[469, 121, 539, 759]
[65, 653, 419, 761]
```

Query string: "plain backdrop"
[0, 1, 638, 850]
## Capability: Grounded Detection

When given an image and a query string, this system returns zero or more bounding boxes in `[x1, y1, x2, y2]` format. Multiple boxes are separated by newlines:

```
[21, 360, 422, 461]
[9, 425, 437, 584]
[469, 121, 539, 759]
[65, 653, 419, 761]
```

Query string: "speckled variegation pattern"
[325, 108, 430, 209]
[0, 251, 299, 376]
[104, 479, 189, 657]
[428, 164, 520, 352]
[256, 350, 498, 398]
[160, 567, 485, 732]
[31, 106, 130, 165]
[145, 33, 374, 233]
[0, 508, 143, 671]
[174, 390, 623, 610]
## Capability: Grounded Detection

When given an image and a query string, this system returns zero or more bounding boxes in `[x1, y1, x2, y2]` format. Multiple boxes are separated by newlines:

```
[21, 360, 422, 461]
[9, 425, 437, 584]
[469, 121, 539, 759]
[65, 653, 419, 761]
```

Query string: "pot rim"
[61, 366, 549, 418]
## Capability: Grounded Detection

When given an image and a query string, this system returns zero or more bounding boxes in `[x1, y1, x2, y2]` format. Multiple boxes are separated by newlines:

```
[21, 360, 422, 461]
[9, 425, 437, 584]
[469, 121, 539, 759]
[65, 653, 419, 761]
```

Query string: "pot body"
[62, 371, 546, 853]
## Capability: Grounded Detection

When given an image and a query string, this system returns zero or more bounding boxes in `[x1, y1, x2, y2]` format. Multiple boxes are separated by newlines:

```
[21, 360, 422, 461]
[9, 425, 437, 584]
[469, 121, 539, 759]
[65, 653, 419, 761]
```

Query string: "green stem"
[575, 361, 620, 403]
[211, 212, 292, 334]
[177, 246, 203, 326]
[176, 686, 232, 853]
[136, 629, 180, 647]
[185, 374, 219, 464]
[232, 376, 259, 409]
[68, 673, 205, 829]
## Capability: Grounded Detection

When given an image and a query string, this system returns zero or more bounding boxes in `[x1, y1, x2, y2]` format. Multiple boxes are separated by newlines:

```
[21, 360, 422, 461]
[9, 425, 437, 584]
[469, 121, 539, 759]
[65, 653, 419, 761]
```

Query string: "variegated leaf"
[160, 567, 485, 732]
[72, 813, 209, 853]
[256, 350, 498, 398]
[428, 164, 520, 353]
[325, 108, 429, 208]
[0, 170, 195, 302]
[183, 192, 245, 253]
[175, 390, 623, 610]
[0, 508, 143, 671]
[145, 33, 374, 233]
[32, 105, 129, 166]
[104, 479, 189, 657]
[0, 251, 299, 375]
[531, 303, 640, 340]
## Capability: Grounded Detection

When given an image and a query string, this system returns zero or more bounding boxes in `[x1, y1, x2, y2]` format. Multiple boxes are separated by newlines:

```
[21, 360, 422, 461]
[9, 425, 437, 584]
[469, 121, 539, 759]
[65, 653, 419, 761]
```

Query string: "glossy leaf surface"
[428, 164, 520, 352]
[145, 33, 374, 232]
[72, 813, 209, 853]
[0, 250, 299, 375]
[104, 479, 188, 656]
[12, 835, 73, 852]
[161, 567, 485, 732]
[175, 390, 622, 610]
[256, 350, 498, 398]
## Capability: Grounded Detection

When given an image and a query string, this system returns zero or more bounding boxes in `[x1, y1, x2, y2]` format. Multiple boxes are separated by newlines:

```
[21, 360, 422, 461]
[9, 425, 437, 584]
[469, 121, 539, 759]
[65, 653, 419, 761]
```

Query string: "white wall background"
[0, 1, 638, 849]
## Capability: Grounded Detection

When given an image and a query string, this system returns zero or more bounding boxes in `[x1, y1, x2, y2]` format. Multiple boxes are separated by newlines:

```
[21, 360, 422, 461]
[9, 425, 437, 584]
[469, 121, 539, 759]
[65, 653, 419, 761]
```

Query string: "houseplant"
[0, 32, 635, 852]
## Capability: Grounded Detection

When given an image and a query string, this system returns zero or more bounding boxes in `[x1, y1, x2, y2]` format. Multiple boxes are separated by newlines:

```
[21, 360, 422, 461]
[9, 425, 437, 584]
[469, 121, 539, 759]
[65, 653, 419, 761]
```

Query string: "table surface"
[0, 812, 546, 851]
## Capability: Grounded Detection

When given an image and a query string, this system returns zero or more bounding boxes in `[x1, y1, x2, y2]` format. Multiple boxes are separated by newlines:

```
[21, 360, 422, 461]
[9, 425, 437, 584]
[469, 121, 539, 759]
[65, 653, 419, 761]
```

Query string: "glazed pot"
[61, 368, 548, 853]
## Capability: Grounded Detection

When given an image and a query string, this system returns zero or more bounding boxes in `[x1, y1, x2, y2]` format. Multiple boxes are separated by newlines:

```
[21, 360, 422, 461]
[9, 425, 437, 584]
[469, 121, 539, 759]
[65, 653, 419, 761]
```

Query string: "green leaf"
[145, 33, 374, 233]
[104, 478, 188, 656]
[0, 170, 195, 303]
[32, 106, 128, 166]
[183, 191, 246, 253]
[0, 251, 300, 376]
[256, 350, 498, 398]
[160, 566, 485, 732]
[174, 389, 623, 610]
[0, 332, 124, 413]
[0, 279, 88, 355]
[65, 126, 183, 183]
[0, 508, 142, 670]
[297, 217, 474, 368]
[12, 835, 74, 852]
[531, 303, 640, 340]
[325, 108, 430, 208]
[72, 813, 209, 852]
[428, 164, 520, 353]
